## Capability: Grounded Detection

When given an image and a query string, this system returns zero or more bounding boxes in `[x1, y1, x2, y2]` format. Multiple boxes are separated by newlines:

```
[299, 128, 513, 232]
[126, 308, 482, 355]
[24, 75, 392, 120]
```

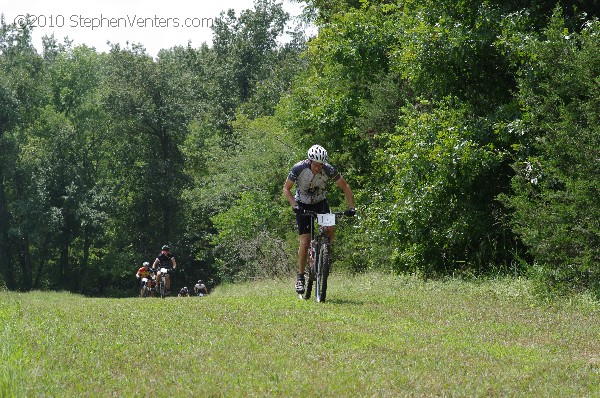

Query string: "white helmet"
[143, 262, 150, 267]
[307, 145, 328, 163]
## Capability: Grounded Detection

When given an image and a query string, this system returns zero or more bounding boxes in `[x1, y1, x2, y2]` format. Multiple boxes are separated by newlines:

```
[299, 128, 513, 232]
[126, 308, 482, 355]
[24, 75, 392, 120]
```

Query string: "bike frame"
[140, 277, 152, 297]
[301, 211, 344, 302]
[156, 267, 171, 299]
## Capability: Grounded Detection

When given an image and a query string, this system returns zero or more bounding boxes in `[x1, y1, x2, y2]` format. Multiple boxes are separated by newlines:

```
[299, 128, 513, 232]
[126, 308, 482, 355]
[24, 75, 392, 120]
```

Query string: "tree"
[370, 99, 512, 275]
[208, 0, 290, 137]
[206, 114, 299, 281]
[8, 40, 111, 291]
[181, 0, 305, 281]
[282, 0, 521, 275]
[0, 70, 19, 289]
[502, 9, 600, 296]
[102, 44, 194, 259]
[0, 18, 50, 290]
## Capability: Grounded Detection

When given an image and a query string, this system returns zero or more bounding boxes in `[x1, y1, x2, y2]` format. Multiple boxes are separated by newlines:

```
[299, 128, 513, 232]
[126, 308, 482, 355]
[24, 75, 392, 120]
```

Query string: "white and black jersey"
[287, 159, 340, 204]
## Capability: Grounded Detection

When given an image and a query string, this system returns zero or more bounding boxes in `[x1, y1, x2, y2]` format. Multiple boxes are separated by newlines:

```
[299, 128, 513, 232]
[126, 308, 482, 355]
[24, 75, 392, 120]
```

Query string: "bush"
[502, 9, 600, 296]
[367, 98, 512, 276]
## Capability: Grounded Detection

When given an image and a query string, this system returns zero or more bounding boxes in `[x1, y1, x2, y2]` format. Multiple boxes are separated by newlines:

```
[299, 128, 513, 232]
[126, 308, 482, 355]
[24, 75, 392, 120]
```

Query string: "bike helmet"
[162, 245, 170, 251]
[143, 262, 150, 267]
[307, 145, 328, 163]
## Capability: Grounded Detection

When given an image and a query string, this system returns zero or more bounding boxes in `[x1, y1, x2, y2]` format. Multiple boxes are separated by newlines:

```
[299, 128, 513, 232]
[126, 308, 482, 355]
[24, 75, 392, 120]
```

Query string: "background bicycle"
[139, 274, 156, 298]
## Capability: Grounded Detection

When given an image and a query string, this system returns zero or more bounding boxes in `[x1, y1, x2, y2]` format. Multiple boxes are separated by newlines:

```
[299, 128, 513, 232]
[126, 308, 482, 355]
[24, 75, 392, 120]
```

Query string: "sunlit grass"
[1, 274, 599, 397]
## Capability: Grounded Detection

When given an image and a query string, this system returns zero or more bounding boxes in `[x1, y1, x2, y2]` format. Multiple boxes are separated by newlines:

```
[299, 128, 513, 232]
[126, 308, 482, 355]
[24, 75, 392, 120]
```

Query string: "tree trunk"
[18, 235, 33, 291]
[34, 258, 46, 289]
[160, 130, 172, 244]
[79, 227, 91, 293]
[59, 231, 70, 290]
[0, 175, 15, 289]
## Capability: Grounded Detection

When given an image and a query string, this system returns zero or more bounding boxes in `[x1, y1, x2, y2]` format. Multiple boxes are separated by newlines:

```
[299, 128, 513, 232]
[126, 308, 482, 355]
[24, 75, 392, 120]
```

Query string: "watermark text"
[14, 14, 215, 30]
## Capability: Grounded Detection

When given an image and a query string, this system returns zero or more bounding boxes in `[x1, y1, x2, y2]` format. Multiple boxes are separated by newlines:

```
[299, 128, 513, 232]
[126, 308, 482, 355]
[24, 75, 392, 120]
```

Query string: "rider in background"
[178, 286, 190, 297]
[135, 262, 155, 296]
[282, 144, 356, 295]
[152, 245, 177, 294]
[194, 279, 208, 296]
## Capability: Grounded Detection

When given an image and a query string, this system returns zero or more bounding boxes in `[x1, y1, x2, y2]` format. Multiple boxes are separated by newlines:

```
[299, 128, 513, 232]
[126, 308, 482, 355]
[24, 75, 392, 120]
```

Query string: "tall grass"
[1, 274, 599, 397]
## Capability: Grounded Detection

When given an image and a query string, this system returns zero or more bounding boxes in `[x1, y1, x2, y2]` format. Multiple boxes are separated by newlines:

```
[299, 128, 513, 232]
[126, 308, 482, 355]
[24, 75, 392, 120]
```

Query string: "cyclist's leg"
[165, 273, 171, 291]
[298, 233, 310, 275]
[295, 233, 310, 293]
[297, 199, 329, 259]
[323, 226, 335, 242]
[295, 203, 312, 293]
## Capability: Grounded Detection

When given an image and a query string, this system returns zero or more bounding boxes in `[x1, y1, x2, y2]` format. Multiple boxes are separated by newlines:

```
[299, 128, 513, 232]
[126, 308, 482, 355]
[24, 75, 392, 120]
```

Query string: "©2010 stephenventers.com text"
[13, 14, 216, 30]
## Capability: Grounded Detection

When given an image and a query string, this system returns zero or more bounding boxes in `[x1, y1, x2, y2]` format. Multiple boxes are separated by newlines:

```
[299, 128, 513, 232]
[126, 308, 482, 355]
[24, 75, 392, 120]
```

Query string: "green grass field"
[2, 273, 599, 397]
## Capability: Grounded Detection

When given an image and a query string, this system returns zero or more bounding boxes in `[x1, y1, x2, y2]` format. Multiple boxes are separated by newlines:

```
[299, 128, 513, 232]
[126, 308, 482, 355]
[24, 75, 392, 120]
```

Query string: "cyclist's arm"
[152, 258, 159, 268]
[171, 257, 177, 269]
[283, 178, 297, 207]
[335, 176, 355, 209]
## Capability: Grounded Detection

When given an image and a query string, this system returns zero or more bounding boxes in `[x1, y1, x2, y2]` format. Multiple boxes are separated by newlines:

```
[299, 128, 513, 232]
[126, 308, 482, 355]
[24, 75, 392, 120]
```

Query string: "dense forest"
[0, 0, 598, 297]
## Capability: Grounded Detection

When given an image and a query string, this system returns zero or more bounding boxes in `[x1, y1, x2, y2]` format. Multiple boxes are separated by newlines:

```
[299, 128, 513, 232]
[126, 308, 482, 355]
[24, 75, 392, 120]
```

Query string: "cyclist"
[135, 261, 155, 296]
[282, 144, 355, 294]
[152, 245, 177, 294]
[178, 286, 190, 297]
[194, 279, 208, 296]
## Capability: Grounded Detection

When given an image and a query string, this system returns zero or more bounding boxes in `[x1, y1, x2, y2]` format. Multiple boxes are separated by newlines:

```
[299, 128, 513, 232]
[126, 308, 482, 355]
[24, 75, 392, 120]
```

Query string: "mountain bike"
[299, 211, 347, 302]
[156, 267, 172, 299]
[139, 275, 156, 298]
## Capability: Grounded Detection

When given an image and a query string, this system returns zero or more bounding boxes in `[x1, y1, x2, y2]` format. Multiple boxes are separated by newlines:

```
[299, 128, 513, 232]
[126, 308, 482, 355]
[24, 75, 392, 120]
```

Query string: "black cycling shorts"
[296, 200, 330, 235]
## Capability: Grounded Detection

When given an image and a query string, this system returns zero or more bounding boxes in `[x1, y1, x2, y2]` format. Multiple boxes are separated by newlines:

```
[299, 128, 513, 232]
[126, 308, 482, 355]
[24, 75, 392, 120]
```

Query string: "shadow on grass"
[324, 298, 366, 306]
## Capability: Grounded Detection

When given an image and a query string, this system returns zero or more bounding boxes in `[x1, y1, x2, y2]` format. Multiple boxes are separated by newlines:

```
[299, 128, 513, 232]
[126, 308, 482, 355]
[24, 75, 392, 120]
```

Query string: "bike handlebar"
[302, 210, 341, 216]
[300, 210, 354, 217]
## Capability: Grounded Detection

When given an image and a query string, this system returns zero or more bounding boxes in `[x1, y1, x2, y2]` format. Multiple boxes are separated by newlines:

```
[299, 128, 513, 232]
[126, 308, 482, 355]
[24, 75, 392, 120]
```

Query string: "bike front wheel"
[301, 241, 318, 300]
[302, 265, 315, 300]
[159, 279, 166, 299]
[315, 239, 330, 302]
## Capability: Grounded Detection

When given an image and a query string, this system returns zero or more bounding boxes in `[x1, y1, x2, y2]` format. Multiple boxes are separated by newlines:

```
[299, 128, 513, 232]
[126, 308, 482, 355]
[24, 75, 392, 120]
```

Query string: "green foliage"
[283, 1, 396, 169]
[365, 99, 510, 275]
[502, 9, 600, 296]
[280, 1, 524, 277]
[391, 1, 515, 111]
[211, 191, 290, 281]
[210, 0, 290, 132]
[101, 43, 196, 264]
[1, 1, 600, 298]
[192, 114, 298, 280]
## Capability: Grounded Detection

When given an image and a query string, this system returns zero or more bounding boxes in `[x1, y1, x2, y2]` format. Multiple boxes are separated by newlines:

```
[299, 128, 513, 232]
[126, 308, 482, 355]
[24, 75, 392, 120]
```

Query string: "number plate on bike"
[317, 213, 336, 226]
